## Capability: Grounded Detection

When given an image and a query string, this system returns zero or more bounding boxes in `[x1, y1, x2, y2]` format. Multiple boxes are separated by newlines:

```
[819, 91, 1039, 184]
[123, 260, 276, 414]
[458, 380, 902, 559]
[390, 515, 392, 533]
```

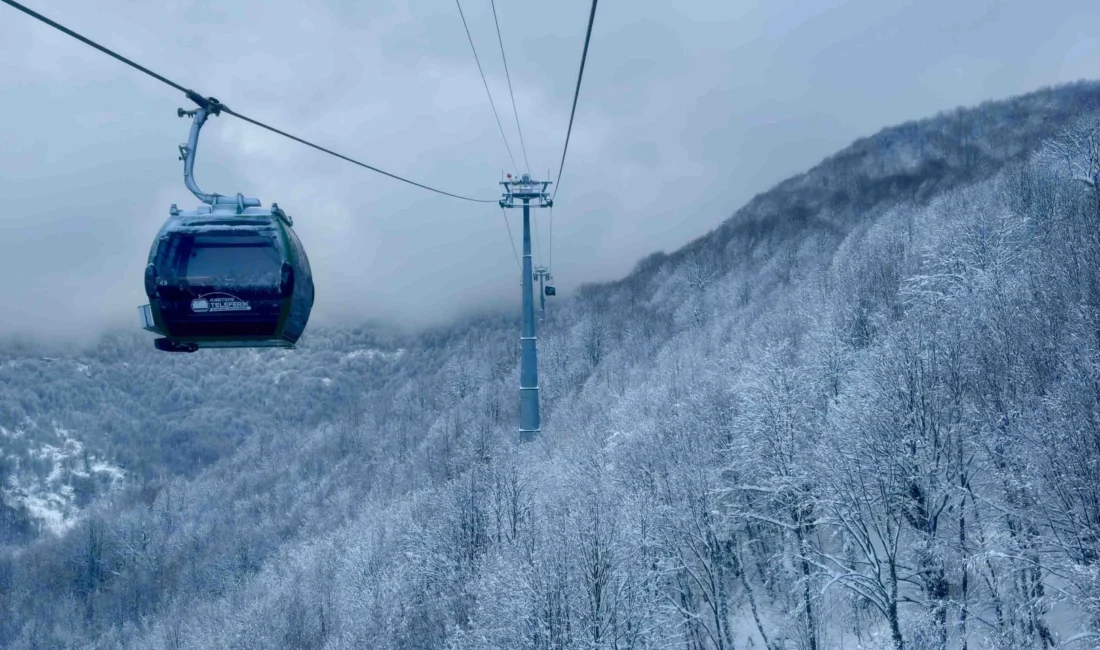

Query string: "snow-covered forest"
[4, 81, 1100, 649]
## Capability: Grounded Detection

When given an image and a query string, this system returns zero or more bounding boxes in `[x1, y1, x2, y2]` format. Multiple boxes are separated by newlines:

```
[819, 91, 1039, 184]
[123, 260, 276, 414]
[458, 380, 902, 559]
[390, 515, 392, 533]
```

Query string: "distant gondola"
[139, 99, 314, 352]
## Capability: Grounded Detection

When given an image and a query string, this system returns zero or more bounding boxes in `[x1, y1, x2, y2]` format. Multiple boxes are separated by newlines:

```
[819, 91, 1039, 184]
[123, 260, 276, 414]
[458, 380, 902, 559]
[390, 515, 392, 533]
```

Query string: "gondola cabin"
[139, 203, 314, 352]
[139, 100, 314, 352]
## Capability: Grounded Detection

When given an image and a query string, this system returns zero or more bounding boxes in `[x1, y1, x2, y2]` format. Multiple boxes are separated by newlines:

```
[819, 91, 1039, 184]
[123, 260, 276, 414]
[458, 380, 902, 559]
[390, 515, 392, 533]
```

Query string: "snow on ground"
[341, 347, 405, 363]
[342, 348, 381, 362]
[90, 460, 125, 482]
[0, 425, 23, 439]
[1, 424, 125, 536]
[14, 491, 71, 534]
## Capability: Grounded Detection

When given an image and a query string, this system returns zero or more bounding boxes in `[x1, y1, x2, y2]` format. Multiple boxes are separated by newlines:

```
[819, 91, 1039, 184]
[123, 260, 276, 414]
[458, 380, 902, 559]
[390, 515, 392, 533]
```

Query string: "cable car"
[139, 100, 314, 352]
[544, 285, 556, 296]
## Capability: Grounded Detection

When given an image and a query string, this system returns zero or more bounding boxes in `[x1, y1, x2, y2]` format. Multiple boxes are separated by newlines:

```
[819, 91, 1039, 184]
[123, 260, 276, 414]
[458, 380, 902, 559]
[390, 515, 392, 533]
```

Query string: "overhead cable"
[221, 107, 496, 203]
[489, 0, 531, 176]
[553, 0, 598, 200]
[455, 0, 518, 173]
[2, 0, 497, 204]
[533, 210, 544, 265]
[500, 207, 522, 271]
[549, 205, 554, 270]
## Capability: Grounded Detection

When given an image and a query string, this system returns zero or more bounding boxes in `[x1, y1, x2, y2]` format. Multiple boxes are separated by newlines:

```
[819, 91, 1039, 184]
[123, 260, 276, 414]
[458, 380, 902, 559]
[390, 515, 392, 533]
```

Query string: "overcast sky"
[1, 0, 1099, 341]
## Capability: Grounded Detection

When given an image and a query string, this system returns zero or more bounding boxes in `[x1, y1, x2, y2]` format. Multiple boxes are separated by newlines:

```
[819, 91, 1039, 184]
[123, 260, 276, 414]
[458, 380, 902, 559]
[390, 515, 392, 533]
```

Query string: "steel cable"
[2, 0, 497, 203]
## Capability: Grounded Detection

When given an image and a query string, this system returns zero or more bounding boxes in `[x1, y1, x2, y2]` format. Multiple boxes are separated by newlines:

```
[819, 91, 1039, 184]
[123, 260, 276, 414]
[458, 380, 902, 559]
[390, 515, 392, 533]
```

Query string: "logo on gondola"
[191, 293, 251, 313]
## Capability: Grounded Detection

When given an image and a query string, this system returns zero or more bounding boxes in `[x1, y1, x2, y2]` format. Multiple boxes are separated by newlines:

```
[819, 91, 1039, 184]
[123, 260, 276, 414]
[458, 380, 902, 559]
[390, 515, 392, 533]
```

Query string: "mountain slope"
[4, 81, 1100, 649]
[0, 324, 411, 540]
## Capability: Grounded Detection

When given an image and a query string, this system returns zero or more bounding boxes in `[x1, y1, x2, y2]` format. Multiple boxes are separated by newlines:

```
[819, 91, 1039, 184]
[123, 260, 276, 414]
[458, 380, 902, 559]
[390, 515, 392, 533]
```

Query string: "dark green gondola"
[139, 99, 314, 352]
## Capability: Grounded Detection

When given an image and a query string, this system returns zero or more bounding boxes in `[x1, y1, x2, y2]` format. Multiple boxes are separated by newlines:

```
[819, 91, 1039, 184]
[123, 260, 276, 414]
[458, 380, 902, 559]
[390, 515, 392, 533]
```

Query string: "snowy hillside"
[0, 325, 409, 541]
[1, 421, 124, 537]
[4, 81, 1100, 649]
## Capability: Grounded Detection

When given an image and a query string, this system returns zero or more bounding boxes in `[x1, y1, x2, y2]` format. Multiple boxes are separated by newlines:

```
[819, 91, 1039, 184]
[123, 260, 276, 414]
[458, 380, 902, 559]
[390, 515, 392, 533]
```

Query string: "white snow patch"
[91, 460, 125, 482]
[342, 347, 406, 363]
[1, 425, 126, 536]
[19, 492, 73, 534]
[46, 461, 65, 485]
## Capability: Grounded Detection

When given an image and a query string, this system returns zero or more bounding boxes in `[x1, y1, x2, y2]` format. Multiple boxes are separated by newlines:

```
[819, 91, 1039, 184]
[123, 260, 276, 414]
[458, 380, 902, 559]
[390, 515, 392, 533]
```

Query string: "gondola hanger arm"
[177, 100, 259, 212]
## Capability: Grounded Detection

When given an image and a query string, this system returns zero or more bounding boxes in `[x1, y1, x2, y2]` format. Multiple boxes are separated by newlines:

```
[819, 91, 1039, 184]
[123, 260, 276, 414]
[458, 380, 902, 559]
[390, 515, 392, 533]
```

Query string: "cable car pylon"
[500, 174, 552, 441]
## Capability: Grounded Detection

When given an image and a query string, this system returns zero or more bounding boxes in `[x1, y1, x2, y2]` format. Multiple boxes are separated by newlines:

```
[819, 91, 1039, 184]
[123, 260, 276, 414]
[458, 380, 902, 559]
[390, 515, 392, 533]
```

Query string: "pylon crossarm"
[500, 173, 553, 208]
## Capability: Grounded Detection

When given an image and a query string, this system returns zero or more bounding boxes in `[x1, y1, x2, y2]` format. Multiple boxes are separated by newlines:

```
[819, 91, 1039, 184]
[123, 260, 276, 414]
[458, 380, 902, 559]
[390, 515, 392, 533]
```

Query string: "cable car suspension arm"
[178, 99, 260, 211]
